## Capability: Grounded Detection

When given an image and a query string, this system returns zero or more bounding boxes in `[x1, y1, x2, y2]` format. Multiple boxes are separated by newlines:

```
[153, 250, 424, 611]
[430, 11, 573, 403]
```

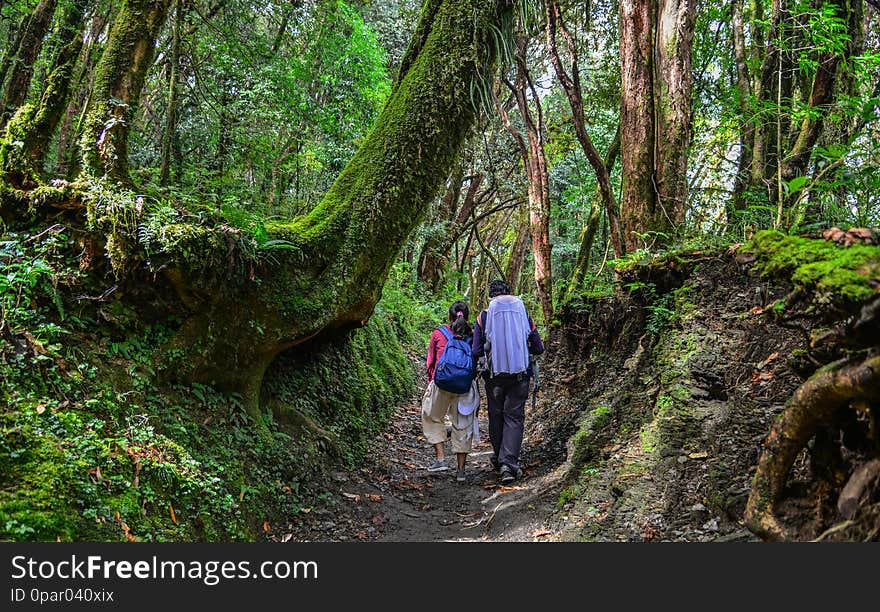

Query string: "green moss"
[750, 230, 880, 305]
[640, 422, 659, 454]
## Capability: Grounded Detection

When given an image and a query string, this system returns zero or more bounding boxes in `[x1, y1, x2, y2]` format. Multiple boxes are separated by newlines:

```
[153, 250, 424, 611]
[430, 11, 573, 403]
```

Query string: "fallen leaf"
[532, 530, 551, 538]
[300, 507, 312, 514]
[115, 511, 137, 542]
[688, 451, 709, 460]
[342, 492, 361, 503]
[758, 352, 780, 369]
[354, 531, 369, 540]
[749, 306, 764, 315]
[169, 504, 178, 525]
[751, 370, 774, 383]
[263, 520, 270, 533]
[35, 404, 46, 415]
[365, 493, 383, 502]
[281, 533, 293, 543]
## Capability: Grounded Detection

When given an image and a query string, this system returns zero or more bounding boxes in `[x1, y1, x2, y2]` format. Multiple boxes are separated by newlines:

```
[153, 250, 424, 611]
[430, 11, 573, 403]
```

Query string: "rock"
[702, 518, 719, 532]
[690, 503, 707, 513]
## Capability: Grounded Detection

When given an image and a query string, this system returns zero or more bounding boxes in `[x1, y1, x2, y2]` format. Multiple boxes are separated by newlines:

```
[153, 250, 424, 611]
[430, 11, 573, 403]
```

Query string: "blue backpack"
[434, 327, 475, 394]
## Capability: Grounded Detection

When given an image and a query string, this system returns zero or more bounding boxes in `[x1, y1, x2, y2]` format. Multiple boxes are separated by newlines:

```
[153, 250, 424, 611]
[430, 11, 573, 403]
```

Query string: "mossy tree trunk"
[55, 4, 114, 178]
[80, 0, 172, 181]
[0, 0, 59, 129]
[2, 0, 91, 184]
[164, 0, 512, 427]
[159, 0, 183, 187]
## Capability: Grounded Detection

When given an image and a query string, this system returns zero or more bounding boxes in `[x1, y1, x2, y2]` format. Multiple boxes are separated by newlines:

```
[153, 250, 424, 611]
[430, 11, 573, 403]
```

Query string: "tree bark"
[160, 0, 184, 187]
[55, 5, 113, 177]
[79, 0, 173, 181]
[620, 0, 695, 251]
[654, 0, 696, 227]
[730, 0, 755, 219]
[0, 0, 59, 129]
[620, 0, 657, 253]
[503, 203, 530, 292]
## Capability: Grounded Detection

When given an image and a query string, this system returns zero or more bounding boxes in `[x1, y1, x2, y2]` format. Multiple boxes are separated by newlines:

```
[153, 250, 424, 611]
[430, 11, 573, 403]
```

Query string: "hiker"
[422, 300, 480, 483]
[472, 280, 544, 484]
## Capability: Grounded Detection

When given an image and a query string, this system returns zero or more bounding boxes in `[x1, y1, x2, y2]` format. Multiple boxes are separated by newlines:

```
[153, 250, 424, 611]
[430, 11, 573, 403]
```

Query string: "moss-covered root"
[744, 352, 880, 541]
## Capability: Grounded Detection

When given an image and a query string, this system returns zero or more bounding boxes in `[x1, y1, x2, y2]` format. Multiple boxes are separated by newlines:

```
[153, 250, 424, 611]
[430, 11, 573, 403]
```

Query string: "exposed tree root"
[745, 351, 880, 540]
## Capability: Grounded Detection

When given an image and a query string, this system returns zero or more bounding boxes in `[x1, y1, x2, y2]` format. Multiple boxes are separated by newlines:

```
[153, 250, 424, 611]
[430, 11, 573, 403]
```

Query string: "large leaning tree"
[0, 0, 515, 428]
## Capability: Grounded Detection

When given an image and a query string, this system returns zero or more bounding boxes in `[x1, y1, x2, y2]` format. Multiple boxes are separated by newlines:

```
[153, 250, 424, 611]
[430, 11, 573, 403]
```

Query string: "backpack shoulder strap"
[437, 326, 453, 342]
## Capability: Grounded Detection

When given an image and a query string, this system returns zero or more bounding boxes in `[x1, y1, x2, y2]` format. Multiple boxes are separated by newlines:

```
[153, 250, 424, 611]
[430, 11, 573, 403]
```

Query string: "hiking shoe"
[456, 469, 466, 483]
[499, 465, 516, 484]
[426, 459, 449, 473]
[490, 457, 501, 472]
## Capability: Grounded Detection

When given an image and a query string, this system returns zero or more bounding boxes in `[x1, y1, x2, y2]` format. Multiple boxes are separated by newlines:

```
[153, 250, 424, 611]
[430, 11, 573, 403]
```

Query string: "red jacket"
[426, 325, 453, 381]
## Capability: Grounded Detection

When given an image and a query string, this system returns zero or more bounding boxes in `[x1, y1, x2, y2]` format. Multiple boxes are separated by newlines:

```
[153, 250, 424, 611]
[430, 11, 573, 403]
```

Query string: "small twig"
[75, 283, 118, 302]
[482, 502, 503, 534]
[23, 224, 65, 244]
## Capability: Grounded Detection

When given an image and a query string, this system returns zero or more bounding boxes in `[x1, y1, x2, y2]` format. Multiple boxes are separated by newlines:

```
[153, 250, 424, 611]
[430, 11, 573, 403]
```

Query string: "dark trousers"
[485, 376, 529, 471]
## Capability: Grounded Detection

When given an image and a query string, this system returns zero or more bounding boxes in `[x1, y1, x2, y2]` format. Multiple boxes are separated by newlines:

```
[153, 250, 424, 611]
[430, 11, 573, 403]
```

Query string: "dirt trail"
[282, 366, 565, 542]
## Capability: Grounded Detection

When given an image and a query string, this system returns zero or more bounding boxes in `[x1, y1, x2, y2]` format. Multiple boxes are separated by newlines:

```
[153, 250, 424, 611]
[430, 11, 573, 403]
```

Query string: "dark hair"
[448, 300, 471, 338]
[488, 279, 511, 299]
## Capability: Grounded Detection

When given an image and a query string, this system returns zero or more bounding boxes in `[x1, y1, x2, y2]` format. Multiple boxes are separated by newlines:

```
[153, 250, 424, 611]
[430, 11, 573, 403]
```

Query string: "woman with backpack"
[422, 300, 479, 482]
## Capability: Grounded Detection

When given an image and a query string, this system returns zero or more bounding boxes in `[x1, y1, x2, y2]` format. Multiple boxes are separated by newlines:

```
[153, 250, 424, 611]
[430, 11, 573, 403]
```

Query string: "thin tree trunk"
[778, 0, 851, 217]
[499, 35, 553, 322]
[0, 0, 60, 129]
[160, 0, 183, 186]
[566, 127, 621, 301]
[546, 0, 624, 258]
[730, 0, 755, 218]
[503, 203, 530, 293]
[417, 165, 464, 289]
[80, 0, 173, 180]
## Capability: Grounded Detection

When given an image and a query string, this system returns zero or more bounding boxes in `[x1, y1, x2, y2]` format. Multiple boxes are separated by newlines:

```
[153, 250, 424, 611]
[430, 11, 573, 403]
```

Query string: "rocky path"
[280, 366, 565, 542]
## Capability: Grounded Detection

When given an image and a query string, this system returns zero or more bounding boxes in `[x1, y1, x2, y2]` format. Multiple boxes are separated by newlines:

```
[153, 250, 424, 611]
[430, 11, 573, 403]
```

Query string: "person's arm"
[527, 316, 545, 355]
[471, 313, 485, 358]
[426, 330, 440, 380]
